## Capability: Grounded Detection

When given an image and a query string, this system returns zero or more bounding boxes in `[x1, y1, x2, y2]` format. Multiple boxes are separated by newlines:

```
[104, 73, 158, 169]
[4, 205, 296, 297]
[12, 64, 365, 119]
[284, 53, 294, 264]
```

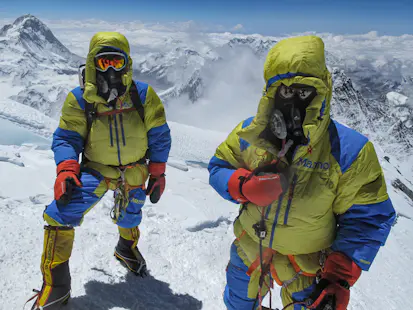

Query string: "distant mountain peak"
[1, 14, 64, 48]
[227, 36, 277, 55]
[13, 14, 39, 25]
[2, 14, 45, 36]
[0, 14, 81, 66]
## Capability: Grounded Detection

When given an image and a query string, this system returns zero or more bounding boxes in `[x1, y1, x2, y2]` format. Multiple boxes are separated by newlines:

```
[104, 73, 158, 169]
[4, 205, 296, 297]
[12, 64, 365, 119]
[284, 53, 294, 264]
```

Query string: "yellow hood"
[238, 35, 333, 159]
[83, 32, 134, 104]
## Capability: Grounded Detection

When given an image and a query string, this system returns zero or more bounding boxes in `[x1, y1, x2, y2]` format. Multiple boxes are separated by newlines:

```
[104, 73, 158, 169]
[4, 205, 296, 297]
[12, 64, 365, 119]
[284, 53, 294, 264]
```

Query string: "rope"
[23, 289, 40, 309]
[251, 142, 293, 310]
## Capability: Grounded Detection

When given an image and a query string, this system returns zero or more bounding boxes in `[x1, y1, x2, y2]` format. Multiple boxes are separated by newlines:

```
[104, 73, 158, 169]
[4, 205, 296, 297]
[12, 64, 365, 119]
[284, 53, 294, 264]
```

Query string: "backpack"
[78, 64, 145, 145]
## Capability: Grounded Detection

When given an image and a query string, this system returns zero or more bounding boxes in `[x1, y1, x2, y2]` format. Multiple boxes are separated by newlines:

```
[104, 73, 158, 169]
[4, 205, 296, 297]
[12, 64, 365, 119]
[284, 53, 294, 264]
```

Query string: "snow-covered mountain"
[1, 14, 413, 165]
[0, 15, 81, 117]
[0, 14, 81, 65]
[330, 67, 413, 162]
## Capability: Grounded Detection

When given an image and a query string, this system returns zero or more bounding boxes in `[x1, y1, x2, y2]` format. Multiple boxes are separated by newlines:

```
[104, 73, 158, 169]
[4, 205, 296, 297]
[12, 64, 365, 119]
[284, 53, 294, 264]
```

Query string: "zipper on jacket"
[108, 115, 114, 147]
[269, 193, 285, 249]
[284, 174, 298, 225]
[265, 203, 272, 220]
[119, 114, 126, 146]
[113, 114, 122, 165]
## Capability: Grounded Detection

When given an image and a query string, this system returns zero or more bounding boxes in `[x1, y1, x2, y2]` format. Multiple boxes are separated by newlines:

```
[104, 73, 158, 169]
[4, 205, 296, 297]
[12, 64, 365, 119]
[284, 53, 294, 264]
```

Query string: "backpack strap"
[129, 82, 145, 124]
[71, 86, 96, 143]
[84, 101, 97, 144]
[82, 102, 97, 163]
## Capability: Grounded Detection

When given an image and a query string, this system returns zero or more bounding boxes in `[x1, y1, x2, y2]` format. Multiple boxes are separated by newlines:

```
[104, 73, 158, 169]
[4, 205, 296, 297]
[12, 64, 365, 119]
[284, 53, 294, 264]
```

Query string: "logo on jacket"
[121, 100, 133, 108]
[297, 157, 330, 170]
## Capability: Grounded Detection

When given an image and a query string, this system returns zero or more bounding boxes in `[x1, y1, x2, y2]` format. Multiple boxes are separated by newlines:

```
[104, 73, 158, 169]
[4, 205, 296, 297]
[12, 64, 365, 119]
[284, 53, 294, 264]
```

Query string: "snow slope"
[0, 101, 413, 310]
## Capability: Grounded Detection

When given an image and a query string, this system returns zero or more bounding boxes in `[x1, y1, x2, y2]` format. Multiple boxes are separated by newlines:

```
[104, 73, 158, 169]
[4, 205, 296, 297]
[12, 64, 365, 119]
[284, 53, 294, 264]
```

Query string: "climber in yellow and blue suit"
[208, 36, 396, 310]
[31, 32, 171, 310]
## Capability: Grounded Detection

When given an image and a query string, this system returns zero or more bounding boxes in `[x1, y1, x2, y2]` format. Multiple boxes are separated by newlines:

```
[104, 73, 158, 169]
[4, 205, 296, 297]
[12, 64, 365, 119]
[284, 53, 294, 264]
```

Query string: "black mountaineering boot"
[114, 227, 148, 277]
[115, 236, 148, 277]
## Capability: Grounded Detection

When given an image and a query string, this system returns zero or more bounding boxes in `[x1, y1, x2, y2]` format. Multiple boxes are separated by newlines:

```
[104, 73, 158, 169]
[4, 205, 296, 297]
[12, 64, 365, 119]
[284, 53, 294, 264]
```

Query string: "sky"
[0, 0, 412, 35]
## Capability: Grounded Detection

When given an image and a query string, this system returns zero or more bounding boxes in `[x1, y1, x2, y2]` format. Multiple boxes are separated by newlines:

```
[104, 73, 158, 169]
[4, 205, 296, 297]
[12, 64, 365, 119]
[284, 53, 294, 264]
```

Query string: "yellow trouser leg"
[281, 274, 315, 309]
[35, 226, 74, 308]
[118, 226, 140, 247]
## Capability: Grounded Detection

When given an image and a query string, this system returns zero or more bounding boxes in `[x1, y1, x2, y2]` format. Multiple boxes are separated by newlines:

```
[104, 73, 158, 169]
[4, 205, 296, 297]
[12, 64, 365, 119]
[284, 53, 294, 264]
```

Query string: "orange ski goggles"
[95, 52, 127, 72]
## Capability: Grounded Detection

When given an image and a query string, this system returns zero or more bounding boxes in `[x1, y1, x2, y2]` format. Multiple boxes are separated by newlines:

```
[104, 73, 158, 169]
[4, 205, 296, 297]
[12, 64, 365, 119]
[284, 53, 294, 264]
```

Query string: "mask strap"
[278, 139, 294, 158]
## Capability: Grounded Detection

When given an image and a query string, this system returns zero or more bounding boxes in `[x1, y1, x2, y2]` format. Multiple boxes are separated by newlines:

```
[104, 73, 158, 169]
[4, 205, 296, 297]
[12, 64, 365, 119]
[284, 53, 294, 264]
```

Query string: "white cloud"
[166, 47, 264, 131]
[3, 15, 413, 130]
[232, 24, 244, 32]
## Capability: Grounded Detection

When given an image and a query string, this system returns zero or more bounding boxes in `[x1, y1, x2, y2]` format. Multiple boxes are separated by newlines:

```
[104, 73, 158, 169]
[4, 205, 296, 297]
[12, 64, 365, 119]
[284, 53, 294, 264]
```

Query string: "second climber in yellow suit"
[208, 36, 395, 310]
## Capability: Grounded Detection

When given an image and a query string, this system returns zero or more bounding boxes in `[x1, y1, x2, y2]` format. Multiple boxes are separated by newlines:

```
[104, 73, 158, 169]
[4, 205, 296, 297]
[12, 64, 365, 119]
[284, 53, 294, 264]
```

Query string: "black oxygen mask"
[96, 68, 127, 103]
[269, 83, 317, 146]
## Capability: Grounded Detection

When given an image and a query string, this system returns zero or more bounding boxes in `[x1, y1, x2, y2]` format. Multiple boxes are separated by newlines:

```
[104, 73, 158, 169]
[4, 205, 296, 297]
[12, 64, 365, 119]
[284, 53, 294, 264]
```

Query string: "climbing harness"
[109, 160, 147, 224]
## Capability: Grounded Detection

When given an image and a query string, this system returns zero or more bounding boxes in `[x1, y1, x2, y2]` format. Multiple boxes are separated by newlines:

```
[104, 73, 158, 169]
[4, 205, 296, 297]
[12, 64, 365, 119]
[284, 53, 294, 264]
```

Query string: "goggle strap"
[95, 51, 127, 58]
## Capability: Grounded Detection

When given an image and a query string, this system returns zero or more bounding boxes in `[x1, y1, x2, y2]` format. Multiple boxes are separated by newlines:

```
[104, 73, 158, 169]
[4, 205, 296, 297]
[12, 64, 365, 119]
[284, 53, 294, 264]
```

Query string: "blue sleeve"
[52, 127, 84, 165]
[208, 156, 238, 203]
[332, 199, 396, 271]
[147, 123, 171, 163]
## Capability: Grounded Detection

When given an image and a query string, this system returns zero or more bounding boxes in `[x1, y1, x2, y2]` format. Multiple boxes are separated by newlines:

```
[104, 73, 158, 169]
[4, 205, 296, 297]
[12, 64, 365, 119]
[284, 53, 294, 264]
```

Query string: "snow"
[0, 118, 237, 310]
[0, 118, 50, 147]
[387, 92, 409, 106]
[0, 99, 58, 139]
[0, 107, 413, 310]
[1, 14, 413, 310]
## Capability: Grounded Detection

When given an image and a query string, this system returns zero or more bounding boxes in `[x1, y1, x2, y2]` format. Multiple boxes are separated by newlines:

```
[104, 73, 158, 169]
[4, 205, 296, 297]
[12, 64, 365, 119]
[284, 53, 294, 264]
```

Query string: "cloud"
[29, 18, 236, 56]
[232, 24, 244, 32]
[166, 47, 265, 132]
[4, 15, 412, 130]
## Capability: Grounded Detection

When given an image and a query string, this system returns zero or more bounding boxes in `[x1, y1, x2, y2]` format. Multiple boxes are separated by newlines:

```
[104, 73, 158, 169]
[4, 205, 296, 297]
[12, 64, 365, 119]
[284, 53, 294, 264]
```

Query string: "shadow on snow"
[68, 272, 203, 310]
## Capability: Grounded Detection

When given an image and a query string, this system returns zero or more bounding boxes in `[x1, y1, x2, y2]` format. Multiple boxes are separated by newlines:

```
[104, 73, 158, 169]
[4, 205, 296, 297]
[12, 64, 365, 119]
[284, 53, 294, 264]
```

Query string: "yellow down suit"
[208, 36, 395, 309]
[38, 32, 171, 307]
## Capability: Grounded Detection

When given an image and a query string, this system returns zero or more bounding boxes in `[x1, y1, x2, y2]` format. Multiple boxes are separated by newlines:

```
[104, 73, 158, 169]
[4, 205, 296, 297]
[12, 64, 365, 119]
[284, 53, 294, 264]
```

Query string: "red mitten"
[146, 162, 166, 204]
[228, 168, 283, 207]
[307, 252, 362, 310]
[54, 160, 82, 205]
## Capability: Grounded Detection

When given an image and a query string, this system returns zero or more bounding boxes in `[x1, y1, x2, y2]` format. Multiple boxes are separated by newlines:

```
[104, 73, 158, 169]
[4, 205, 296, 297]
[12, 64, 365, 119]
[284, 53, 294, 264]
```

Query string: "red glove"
[228, 168, 283, 207]
[146, 162, 166, 204]
[54, 160, 82, 205]
[306, 252, 362, 310]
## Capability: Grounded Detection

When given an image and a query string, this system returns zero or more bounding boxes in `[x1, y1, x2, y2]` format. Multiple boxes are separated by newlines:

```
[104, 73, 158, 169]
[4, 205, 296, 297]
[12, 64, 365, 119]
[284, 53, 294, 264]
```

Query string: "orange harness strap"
[104, 159, 148, 192]
[270, 264, 283, 286]
[245, 251, 317, 289]
[287, 254, 317, 277]
[96, 107, 136, 117]
[104, 177, 146, 192]
[104, 164, 147, 192]
[246, 248, 276, 277]
[236, 230, 247, 241]
[246, 257, 261, 277]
